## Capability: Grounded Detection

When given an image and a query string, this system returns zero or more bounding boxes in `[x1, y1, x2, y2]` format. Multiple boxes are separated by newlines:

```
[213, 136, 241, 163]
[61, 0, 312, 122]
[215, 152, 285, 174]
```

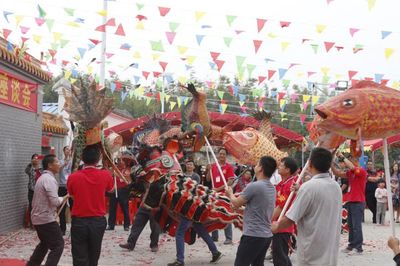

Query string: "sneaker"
[355, 249, 363, 255]
[151, 246, 159, 252]
[119, 243, 134, 251]
[342, 247, 353, 253]
[167, 260, 184, 266]
[223, 239, 233, 245]
[210, 251, 223, 263]
[106, 226, 114, 231]
[265, 253, 273, 260]
[212, 237, 218, 242]
[124, 227, 129, 231]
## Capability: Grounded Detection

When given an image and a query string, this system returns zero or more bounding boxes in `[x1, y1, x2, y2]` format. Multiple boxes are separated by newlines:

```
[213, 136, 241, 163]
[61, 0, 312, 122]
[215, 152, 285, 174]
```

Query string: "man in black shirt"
[365, 161, 379, 223]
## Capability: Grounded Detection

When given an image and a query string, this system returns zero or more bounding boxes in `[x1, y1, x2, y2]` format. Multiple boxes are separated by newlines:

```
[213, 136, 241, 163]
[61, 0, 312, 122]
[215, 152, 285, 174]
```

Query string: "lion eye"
[342, 99, 353, 107]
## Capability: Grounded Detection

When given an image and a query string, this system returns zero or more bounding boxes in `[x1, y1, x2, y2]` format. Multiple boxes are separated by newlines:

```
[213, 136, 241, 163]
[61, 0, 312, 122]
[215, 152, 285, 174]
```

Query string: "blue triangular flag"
[238, 93, 246, 102]
[121, 91, 128, 101]
[3, 11, 13, 23]
[233, 85, 239, 97]
[265, 58, 275, 64]
[6, 41, 13, 51]
[110, 82, 116, 93]
[75, 18, 85, 23]
[165, 74, 174, 83]
[87, 44, 95, 51]
[77, 47, 87, 58]
[374, 73, 384, 83]
[381, 31, 392, 39]
[196, 34, 205, 45]
[201, 25, 212, 29]
[120, 43, 131, 50]
[185, 64, 192, 71]
[133, 76, 140, 84]
[209, 62, 216, 69]
[270, 90, 277, 98]
[307, 81, 313, 89]
[278, 68, 288, 80]
[71, 69, 78, 78]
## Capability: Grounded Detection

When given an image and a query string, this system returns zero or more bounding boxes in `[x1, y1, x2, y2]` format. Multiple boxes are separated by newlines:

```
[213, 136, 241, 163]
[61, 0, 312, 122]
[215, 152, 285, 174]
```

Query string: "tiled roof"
[42, 102, 59, 114]
[0, 37, 51, 82]
[42, 112, 69, 135]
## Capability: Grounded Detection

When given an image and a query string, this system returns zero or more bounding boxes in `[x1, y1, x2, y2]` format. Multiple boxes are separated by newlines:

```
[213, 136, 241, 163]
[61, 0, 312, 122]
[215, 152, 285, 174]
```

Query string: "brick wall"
[0, 65, 43, 234]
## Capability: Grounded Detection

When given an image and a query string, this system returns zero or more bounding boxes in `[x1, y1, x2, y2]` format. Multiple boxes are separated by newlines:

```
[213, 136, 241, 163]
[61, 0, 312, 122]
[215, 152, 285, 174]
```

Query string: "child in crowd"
[375, 180, 388, 225]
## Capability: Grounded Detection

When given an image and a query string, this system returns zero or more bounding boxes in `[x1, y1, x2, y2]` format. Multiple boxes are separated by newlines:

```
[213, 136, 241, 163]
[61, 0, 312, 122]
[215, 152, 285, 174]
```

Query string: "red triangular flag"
[253, 40, 262, 53]
[136, 15, 147, 21]
[61, 60, 69, 66]
[106, 18, 116, 26]
[115, 23, 125, 36]
[48, 49, 57, 58]
[21, 37, 29, 43]
[280, 21, 291, 28]
[228, 85, 233, 95]
[210, 52, 220, 61]
[256, 18, 267, 32]
[35, 17, 45, 26]
[258, 76, 266, 84]
[324, 42, 335, 52]
[165, 32, 176, 44]
[214, 60, 225, 72]
[2, 29, 12, 40]
[158, 7, 170, 16]
[153, 71, 162, 78]
[348, 70, 358, 80]
[156, 92, 161, 102]
[95, 24, 106, 32]
[89, 39, 101, 45]
[335, 46, 344, 51]
[159, 61, 168, 72]
[235, 30, 244, 35]
[115, 81, 122, 92]
[307, 71, 316, 77]
[299, 114, 307, 125]
[349, 28, 359, 37]
[278, 92, 286, 102]
[142, 71, 150, 79]
[381, 79, 389, 85]
[268, 70, 276, 80]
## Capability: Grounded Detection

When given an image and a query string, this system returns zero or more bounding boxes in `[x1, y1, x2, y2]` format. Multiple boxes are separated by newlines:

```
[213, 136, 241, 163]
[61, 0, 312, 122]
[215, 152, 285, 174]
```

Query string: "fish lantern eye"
[342, 99, 354, 108]
[245, 132, 254, 137]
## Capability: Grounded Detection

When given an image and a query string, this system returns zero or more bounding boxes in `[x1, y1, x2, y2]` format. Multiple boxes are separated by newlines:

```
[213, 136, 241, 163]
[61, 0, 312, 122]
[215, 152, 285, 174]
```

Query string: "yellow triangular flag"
[133, 51, 141, 59]
[280, 99, 286, 109]
[316, 24, 326, 34]
[15, 15, 24, 26]
[70, 78, 77, 84]
[97, 10, 107, 17]
[320, 67, 330, 76]
[135, 86, 145, 96]
[367, 0, 376, 11]
[297, 72, 305, 77]
[177, 97, 181, 108]
[312, 95, 319, 105]
[187, 55, 196, 65]
[146, 97, 152, 106]
[303, 95, 311, 103]
[87, 65, 93, 74]
[53, 32, 62, 42]
[152, 54, 161, 61]
[33, 35, 42, 44]
[169, 101, 176, 110]
[335, 74, 343, 79]
[385, 48, 394, 59]
[195, 11, 205, 21]
[177, 46, 188, 55]
[268, 32, 277, 38]
[64, 70, 72, 79]
[178, 76, 187, 84]
[239, 101, 244, 107]
[281, 42, 290, 52]
[136, 21, 144, 30]
[392, 81, 400, 89]
[165, 95, 171, 103]
[67, 21, 80, 27]
[221, 103, 228, 114]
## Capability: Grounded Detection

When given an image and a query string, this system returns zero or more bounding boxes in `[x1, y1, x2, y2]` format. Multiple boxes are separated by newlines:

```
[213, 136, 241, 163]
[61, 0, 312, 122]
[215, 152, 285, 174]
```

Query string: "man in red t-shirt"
[332, 152, 367, 254]
[67, 144, 114, 266]
[206, 147, 236, 244]
[271, 157, 298, 266]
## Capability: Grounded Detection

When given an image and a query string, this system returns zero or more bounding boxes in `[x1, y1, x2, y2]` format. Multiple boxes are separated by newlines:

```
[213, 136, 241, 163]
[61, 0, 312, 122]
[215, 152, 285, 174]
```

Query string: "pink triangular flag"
[235, 30, 244, 35]
[253, 40, 262, 53]
[300, 114, 307, 125]
[159, 7, 170, 16]
[381, 79, 389, 85]
[324, 41, 335, 52]
[20, 26, 29, 34]
[159, 61, 168, 72]
[307, 71, 316, 77]
[105, 52, 114, 59]
[335, 46, 344, 51]
[35, 17, 45, 26]
[95, 24, 106, 32]
[280, 21, 291, 28]
[289, 63, 299, 69]
[268, 70, 276, 80]
[106, 18, 116, 26]
[21, 37, 29, 43]
[48, 49, 57, 58]
[89, 39, 101, 45]
[240, 106, 247, 113]
[348, 70, 358, 80]
[142, 71, 150, 79]
[2, 29, 11, 40]
[258, 76, 266, 84]
[115, 23, 125, 36]
[153, 71, 161, 78]
[214, 60, 225, 72]
[349, 28, 359, 37]
[256, 18, 267, 32]
[210, 52, 220, 61]
[165, 32, 176, 44]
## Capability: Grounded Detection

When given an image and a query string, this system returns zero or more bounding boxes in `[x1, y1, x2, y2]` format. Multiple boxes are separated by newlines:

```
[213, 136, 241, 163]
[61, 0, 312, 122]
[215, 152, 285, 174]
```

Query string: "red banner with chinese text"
[0, 70, 38, 112]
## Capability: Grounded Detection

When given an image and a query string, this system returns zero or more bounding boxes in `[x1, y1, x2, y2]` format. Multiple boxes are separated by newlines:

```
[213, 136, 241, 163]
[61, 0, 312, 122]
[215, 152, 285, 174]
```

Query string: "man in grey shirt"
[272, 148, 342, 266]
[58, 146, 72, 235]
[27, 154, 67, 266]
[226, 156, 277, 266]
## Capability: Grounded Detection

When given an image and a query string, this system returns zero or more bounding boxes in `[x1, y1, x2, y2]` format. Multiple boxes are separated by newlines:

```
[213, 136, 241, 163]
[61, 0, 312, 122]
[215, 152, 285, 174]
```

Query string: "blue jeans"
[211, 224, 233, 241]
[347, 202, 365, 251]
[176, 217, 218, 263]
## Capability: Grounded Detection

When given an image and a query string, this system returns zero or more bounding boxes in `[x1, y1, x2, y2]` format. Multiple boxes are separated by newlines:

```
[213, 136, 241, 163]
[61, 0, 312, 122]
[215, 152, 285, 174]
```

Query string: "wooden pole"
[383, 138, 395, 236]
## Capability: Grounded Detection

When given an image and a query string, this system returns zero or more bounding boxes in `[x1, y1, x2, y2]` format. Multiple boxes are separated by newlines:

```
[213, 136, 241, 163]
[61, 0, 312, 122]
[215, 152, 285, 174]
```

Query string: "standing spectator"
[107, 158, 131, 231]
[207, 147, 235, 244]
[168, 160, 222, 266]
[391, 163, 400, 222]
[332, 152, 367, 254]
[388, 236, 400, 266]
[234, 169, 253, 193]
[58, 146, 72, 235]
[272, 157, 298, 266]
[25, 153, 42, 227]
[375, 180, 388, 225]
[67, 144, 114, 266]
[27, 154, 66, 266]
[272, 147, 342, 266]
[365, 161, 379, 223]
[226, 156, 277, 266]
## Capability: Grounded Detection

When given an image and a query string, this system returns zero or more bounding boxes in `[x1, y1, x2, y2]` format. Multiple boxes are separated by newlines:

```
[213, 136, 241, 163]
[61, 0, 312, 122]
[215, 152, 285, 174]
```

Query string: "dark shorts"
[393, 198, 400, 208]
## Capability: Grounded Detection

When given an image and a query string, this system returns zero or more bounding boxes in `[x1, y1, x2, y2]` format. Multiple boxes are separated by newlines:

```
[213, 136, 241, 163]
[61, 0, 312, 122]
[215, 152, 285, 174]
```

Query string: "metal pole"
[383, 138, 395, 236]
[161, 75, 165, 113]
[204, 137, 228, 188]
[99, 0, 108, 87]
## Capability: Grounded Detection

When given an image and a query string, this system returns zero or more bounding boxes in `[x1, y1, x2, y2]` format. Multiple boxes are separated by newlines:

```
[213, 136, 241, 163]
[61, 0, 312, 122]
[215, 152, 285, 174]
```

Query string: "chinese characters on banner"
[0, 70, 38, 113]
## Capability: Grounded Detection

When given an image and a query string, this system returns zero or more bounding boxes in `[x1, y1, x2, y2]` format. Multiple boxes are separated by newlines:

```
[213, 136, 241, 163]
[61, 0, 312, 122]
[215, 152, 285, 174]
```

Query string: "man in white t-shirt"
[272, 147, 342, 266]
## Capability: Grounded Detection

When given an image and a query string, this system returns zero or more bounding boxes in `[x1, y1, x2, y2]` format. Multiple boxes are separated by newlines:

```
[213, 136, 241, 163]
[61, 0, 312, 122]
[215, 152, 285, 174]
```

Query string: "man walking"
[58, 146, 72, 235]
[67, 144, 114, 266]
[272, 148, 342, 266]
[27, 154, 66, 266]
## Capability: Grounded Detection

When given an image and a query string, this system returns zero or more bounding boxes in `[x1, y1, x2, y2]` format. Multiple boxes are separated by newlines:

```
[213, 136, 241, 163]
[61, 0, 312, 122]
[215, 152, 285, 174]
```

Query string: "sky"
[1, 0, 400, 90]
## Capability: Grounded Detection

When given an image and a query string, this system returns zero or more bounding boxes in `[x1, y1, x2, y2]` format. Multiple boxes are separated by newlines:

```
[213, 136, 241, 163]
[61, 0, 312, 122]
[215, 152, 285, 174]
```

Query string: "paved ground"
[0, 211, 396, 265]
